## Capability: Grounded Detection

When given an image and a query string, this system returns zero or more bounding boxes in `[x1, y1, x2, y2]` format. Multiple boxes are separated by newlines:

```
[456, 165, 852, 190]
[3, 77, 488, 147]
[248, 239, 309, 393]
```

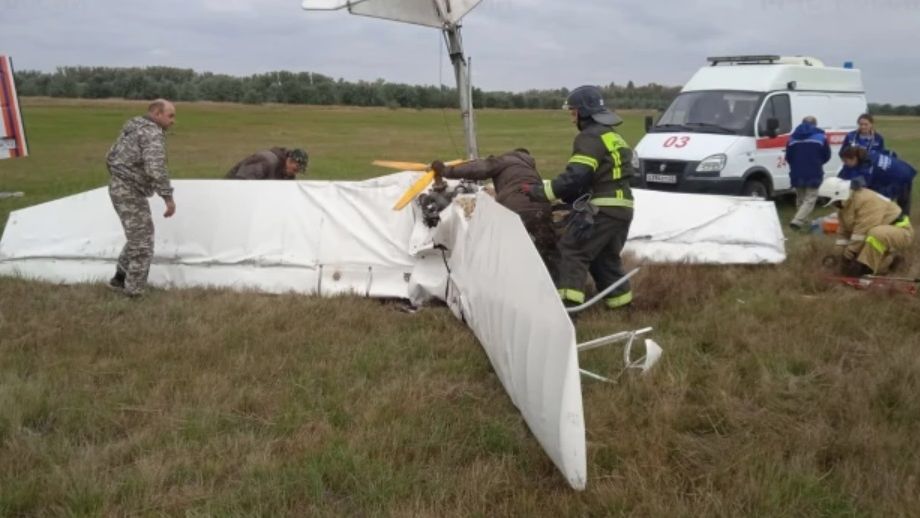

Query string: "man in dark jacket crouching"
[226, 147, 308, 180]
[431, 149, 558, 281]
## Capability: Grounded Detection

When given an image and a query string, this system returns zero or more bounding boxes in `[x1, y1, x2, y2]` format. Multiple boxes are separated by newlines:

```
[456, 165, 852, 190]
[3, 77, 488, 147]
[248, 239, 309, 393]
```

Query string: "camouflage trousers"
[520, 209, 559, 283]
[109, 178, 154, 295]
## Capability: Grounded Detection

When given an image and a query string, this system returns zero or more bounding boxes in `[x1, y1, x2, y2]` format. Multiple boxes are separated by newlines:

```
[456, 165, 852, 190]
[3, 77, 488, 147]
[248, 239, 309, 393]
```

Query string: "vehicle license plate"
[646, 174, 677, 184]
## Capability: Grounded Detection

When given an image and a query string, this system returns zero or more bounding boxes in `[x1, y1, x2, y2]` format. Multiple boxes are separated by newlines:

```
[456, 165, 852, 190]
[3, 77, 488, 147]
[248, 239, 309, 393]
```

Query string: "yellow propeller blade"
[373, 160, 430, 171]
[393, 171, 435, 211]
[373, 159, 466, 171]
[386, 159, 467, 211]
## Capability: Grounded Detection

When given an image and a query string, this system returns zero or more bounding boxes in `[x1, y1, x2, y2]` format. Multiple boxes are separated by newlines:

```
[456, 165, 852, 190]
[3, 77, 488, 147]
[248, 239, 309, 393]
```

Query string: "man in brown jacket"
[225, 148, 308, 180]
[431, 149, 558, 281]
[820, 177, 914, 276]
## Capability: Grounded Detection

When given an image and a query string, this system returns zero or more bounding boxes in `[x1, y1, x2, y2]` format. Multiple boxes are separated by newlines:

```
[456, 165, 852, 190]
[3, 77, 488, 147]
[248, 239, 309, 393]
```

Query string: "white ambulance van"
[636, 55, 866, 198]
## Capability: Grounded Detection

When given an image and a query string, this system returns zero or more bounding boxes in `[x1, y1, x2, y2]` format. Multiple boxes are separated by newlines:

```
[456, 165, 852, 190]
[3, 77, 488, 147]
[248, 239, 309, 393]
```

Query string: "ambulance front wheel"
[741, 178, 769, 199]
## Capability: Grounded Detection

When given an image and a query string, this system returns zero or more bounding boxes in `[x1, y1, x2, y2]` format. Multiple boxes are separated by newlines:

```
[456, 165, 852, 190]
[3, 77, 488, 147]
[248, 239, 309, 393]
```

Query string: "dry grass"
[2, 100, 920, 515]
[2, 230, 919, 516]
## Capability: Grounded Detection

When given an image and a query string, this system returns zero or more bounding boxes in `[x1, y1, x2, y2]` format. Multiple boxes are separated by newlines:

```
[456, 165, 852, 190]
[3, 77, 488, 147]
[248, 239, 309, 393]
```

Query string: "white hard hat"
[818, 177, 851, 206]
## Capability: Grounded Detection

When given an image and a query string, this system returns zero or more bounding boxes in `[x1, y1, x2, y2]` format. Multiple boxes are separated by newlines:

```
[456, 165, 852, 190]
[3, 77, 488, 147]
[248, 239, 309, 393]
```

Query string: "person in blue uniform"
[839, 146, 916, 215]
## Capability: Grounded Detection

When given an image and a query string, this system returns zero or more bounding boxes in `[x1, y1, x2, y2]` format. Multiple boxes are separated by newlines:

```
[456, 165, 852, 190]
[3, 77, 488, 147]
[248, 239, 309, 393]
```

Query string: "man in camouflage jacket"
[106, 99, 177, 297]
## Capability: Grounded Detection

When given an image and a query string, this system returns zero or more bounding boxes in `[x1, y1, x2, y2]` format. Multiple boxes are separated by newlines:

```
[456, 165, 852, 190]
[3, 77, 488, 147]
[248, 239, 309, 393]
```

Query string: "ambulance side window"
[758, 94, 792, 136]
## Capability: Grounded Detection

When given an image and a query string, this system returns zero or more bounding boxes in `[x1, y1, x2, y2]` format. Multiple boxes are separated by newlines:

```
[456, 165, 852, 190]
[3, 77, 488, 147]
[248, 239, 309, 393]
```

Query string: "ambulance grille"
[641, 160, 687, 175]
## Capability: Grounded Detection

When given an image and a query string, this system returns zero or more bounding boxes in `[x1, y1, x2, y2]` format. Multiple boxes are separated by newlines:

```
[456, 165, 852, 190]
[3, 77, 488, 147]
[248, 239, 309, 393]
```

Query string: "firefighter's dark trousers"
[557, 212, 632, 308]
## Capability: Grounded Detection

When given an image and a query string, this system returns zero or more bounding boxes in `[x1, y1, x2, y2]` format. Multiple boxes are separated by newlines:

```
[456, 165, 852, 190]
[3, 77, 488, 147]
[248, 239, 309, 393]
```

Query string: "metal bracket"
[577, 327, 662, 383]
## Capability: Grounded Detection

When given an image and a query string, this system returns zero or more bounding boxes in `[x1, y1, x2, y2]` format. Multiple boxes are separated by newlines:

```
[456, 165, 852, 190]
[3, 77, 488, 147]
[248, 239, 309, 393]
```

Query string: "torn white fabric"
[418, 194, 587, 489]
[626, 189, 786, 264]
[0, 176, 420, 297]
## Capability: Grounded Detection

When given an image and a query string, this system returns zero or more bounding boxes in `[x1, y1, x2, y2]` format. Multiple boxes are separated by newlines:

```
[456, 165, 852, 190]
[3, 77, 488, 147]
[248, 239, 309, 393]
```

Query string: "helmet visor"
[592, 110, 623, 126]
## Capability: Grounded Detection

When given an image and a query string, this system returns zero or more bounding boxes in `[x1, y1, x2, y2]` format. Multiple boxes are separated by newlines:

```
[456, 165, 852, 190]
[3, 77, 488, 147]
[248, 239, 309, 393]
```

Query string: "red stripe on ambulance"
[756, 131, 848, 150]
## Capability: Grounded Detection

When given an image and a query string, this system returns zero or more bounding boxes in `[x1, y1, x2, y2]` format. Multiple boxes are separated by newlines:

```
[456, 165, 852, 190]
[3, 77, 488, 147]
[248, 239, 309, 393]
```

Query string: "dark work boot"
[108, 268, 126, 291]
[841, 258, 871, 278]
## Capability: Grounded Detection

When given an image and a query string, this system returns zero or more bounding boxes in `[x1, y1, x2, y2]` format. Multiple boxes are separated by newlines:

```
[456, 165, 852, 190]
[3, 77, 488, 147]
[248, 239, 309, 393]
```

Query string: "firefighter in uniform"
[819, 177, 914, 276]
[522, 85, 637, 309]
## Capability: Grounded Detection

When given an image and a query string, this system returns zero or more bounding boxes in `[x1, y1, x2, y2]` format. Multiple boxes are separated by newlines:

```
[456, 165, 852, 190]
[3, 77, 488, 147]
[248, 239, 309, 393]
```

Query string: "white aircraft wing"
[302, 0, 483, 28]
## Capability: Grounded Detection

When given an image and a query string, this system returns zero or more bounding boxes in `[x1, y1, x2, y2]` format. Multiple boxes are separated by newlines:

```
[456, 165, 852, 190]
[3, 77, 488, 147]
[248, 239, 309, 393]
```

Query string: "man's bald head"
[148, 99, 176, 130]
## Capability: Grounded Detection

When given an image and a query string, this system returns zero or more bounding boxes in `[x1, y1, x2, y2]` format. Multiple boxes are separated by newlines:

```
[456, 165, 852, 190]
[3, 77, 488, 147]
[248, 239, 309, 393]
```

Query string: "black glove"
[850, 176, 867, 190]
[430, 160, 446, 177]
[520, 182, 546, 202]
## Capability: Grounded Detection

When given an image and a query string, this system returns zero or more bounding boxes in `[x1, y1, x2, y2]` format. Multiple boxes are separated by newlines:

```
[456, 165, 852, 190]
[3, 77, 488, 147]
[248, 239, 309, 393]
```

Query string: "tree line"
[13, 66, 680, 110]
[14, 67, 918, 115]
[868, 103, 920, 116]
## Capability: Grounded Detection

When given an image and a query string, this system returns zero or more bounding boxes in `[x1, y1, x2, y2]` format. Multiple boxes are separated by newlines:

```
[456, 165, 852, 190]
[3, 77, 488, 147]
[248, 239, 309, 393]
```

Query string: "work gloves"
[850, 176, 867, 191]
[520, 182, 547, 202]
[430, 160, 446, 177]
[429, 160, 448, 192]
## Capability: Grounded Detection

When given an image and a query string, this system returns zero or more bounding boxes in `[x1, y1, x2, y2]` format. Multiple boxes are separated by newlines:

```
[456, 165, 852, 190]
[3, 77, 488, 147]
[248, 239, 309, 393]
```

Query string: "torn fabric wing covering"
[0, 179, 784, 287]
[425, 193, 587, 489]
[626, 189, 786, 264]
[301, 0, 483, 27]
[0, 175, 421, 297]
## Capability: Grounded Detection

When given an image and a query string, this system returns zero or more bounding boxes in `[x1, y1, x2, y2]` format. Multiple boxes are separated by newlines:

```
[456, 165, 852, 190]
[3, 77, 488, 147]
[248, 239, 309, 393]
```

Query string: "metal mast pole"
[443, 24, 478, 159]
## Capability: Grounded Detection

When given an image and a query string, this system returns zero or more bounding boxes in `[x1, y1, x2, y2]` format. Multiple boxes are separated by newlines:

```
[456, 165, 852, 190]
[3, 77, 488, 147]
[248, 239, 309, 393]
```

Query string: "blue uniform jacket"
[838, 153, 916, 200]
[785, 123, 831, 188]
[838, 130, 886, 158]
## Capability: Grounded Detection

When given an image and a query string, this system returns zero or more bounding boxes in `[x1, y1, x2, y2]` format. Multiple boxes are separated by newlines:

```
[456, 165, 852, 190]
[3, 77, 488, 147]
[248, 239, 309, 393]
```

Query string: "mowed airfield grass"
[1, 98, 920, 516]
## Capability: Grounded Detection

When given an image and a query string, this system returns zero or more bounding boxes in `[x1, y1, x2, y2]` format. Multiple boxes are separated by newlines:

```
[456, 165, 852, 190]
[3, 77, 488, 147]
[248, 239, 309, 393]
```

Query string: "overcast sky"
[2, 0, 919, 103]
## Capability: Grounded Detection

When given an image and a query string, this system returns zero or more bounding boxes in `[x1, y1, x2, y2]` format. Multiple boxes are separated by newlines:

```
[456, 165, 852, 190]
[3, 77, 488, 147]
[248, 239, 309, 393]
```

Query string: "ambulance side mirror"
[644, 115, 653, 133]
[766, 118, 780, 138]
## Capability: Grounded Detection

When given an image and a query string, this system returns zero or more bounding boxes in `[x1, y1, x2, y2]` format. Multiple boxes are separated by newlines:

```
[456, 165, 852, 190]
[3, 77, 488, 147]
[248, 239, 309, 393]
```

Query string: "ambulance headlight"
[696, 154, 726, 173]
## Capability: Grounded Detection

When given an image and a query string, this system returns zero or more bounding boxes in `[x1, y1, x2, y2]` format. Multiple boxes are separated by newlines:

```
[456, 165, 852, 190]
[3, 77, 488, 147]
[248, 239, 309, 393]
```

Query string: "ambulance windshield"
[653, 91, 763, 136]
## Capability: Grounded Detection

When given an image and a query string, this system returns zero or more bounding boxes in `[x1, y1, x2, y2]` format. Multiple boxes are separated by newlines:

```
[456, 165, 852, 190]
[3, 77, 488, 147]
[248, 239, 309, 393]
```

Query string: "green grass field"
[1, 99, 920, 516]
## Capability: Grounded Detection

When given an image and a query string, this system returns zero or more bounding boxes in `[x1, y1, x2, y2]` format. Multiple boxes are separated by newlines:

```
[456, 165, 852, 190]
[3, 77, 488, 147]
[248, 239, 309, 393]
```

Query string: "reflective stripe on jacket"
[544, 122, 636, 219]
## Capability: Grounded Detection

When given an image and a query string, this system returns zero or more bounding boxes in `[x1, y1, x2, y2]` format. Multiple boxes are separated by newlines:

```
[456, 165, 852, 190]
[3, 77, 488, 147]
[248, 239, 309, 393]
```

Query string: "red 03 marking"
[663, 136, 690, 148]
